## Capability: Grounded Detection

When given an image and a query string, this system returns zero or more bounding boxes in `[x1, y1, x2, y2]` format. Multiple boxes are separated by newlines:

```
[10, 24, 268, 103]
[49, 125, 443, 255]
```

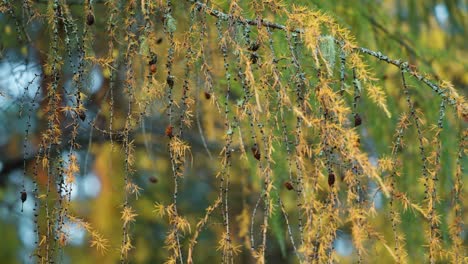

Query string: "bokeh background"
[0, 0, 466, 263]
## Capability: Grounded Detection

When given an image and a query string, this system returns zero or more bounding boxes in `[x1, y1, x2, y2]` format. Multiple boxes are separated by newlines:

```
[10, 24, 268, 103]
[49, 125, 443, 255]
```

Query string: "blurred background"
[0, 0, 466, 263]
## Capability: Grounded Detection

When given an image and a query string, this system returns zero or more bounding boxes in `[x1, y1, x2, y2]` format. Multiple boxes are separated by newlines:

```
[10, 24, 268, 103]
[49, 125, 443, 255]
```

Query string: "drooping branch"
[192, 0, 467, 118]
[357, 47, 458, 106]
[191, 0, 299, 33]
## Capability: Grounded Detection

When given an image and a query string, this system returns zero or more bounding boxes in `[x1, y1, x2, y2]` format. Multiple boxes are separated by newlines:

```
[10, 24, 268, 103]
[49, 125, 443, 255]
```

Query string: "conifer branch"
[192, 1, 299, 33]
[193, 1, 466, 112]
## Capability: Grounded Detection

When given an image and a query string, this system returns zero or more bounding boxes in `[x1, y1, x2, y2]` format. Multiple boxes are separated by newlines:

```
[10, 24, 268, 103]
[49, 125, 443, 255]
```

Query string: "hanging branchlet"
[215, 18, 237, 263]
[119, 0, 140, 260]
[284, 28, 308, 251]
[59, 5, 84, 222]
[33, 0, 66, 260]
[258, 121, 274, 261]
[352, 68, 362, 125]
[338, 42, 347, 95]
[106, 0, 119, 149]
[401, 69, 439, 262]
[20, 78, 40, 217]
[449, 130, 467, 264]
[177, 5, 198, 137]
[2, 0, 27, 44]
[385, 113, 411, 263]
[162, 1, 184, 263]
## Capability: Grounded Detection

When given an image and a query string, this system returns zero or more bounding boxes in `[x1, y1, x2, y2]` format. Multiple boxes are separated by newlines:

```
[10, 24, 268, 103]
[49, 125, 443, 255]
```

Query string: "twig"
[192, 0, 463, 111]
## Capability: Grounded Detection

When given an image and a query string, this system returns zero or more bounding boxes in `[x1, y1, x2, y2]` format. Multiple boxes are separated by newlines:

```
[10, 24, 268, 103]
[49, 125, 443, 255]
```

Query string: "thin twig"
[192, 0, 462, 110]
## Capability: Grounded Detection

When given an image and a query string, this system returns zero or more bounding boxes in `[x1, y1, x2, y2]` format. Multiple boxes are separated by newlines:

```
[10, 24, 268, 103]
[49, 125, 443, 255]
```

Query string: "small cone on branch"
[328, 173, 335, 187]
[21, 191, 27, 203]
[149, 54, 158, 74]
[283, 181, 294, 191]
[148, 176, 158, 184]
[20, 191, 27, 212]
[78, 111, 86, 121]
[165, 125, 173, 138]
[150, 64, 157, 74]
[354, 114, 362, 127]
[86, 12, 95, 26]
[251, 145, 260, 160]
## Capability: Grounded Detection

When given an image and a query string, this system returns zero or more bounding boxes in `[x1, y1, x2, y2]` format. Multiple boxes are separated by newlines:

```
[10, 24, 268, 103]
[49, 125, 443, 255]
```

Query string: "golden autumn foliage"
[0, 0, 466, 263]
